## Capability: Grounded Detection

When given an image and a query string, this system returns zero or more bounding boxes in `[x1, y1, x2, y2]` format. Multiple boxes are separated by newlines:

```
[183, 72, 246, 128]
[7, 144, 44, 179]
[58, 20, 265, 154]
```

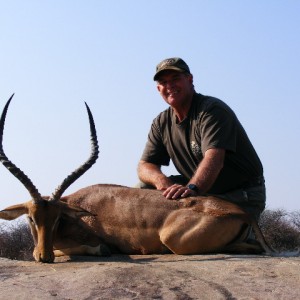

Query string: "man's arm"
[163, 148, 225, 199]
[137, 160, 174, 190]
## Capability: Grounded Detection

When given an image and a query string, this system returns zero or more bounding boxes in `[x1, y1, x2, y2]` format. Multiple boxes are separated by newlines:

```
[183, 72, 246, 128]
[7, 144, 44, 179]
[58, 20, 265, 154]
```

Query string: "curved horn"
[49, 102, 99, 202]
[0, 94, 42, 203]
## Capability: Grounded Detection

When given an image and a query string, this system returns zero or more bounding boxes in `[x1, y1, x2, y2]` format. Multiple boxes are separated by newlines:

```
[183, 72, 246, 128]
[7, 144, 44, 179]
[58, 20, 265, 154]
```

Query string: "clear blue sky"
[0, 1, 299, 212]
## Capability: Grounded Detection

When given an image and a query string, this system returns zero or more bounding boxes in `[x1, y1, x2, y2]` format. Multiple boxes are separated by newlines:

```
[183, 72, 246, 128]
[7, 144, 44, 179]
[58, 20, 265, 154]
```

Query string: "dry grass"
[259, 209, 300, 252]
[0, 219, 34, 261]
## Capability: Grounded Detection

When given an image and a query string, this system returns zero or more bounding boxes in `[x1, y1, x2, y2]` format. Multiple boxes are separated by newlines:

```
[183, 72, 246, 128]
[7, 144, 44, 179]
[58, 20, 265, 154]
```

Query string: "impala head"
[0, 94, 99, 263]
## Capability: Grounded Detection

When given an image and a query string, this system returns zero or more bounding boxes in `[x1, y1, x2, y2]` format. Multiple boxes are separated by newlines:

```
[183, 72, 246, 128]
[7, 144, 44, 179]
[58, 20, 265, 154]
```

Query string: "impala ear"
[60, 202, 95, 219]
[0, 203, 29, 220]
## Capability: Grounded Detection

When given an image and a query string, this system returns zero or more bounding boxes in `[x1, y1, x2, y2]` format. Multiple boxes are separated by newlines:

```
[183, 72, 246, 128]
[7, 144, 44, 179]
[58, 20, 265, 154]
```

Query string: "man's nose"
[165, 80, 175, 88]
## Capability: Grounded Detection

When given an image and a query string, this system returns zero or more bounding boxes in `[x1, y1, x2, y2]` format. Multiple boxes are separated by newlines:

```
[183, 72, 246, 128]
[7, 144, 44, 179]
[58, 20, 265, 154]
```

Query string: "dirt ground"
[0, 254, 299, 300]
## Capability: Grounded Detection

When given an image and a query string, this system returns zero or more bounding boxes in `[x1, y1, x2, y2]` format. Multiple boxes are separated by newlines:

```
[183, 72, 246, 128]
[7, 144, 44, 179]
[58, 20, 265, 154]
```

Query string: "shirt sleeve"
[141, 120, 170, 166]
[199, 104, 237, 154]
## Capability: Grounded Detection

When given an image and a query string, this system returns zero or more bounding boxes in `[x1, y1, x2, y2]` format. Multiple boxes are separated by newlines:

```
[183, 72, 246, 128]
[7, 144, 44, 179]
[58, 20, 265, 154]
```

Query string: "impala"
[0, 95, 274, 263]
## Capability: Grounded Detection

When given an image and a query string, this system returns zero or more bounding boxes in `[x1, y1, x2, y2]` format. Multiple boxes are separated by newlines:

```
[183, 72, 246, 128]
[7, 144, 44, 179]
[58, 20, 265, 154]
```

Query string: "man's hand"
[162, 184, 198, 199]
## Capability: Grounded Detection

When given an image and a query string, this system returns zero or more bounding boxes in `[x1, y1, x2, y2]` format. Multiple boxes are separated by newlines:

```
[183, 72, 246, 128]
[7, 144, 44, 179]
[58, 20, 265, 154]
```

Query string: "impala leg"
[159, 211, 243, 254]
[53, 217, 111, 257]
[54, 243, 111, 257]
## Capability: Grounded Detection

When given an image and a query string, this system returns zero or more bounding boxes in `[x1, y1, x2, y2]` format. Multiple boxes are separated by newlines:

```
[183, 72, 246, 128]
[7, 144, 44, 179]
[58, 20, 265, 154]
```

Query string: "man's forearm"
[163, 148, 225, 199]
[189, 148, 225, 193]
[137, 160, 173, 190]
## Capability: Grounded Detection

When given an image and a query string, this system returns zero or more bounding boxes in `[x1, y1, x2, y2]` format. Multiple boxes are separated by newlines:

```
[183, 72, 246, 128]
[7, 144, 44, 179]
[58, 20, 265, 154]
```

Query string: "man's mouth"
[167, 90, 179, 97]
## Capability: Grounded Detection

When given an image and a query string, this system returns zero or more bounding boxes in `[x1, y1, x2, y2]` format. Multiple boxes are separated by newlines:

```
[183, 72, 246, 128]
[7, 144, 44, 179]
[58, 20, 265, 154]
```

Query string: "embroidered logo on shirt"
[191, 141, 202, 157]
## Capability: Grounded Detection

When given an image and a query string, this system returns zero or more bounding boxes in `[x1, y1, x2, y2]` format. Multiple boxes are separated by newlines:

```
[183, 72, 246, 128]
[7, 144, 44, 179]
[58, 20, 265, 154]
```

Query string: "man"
[137, 57, 265, 219]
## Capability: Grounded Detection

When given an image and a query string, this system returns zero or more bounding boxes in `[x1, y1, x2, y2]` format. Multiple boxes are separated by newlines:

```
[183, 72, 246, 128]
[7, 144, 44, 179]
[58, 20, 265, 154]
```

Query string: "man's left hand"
[162, 184, 198, 200]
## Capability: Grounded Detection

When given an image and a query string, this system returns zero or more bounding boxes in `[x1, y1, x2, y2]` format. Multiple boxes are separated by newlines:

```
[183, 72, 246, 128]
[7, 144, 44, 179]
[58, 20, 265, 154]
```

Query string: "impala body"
[0, 95, 274, 263]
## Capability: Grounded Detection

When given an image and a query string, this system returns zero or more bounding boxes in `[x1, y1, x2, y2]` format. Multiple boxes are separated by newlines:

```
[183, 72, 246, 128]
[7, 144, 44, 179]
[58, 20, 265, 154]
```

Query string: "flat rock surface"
[0, 254, 299, 300]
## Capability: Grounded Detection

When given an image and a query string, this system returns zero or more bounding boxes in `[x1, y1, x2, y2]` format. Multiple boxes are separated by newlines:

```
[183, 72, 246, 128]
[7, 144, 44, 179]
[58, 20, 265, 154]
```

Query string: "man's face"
[156, 70, 194, 107]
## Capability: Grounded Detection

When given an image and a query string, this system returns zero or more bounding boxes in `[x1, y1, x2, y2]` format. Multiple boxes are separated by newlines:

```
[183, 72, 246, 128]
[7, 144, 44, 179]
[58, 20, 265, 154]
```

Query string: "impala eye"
[27, 216, 34, 223]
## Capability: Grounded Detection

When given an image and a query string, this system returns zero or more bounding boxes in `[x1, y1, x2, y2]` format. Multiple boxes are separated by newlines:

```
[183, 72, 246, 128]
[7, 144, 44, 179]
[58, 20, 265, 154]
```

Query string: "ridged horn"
[49, 102, 99, 202]
[0, 94, 42, 203]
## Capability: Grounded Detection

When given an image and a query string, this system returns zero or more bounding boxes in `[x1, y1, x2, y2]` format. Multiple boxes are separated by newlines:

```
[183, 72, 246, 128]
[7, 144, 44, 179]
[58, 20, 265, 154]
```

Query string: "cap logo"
[159, 58, 176, 69]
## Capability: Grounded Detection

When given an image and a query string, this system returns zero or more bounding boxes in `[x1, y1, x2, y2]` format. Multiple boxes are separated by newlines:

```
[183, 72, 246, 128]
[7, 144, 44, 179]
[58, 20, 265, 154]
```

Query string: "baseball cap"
[153, 57, 191, 81]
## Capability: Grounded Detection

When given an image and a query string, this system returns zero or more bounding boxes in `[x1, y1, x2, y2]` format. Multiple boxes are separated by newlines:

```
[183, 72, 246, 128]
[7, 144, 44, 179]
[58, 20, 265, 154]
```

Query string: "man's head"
[154, 58, 194, 114]
[153, 57, 191, 81]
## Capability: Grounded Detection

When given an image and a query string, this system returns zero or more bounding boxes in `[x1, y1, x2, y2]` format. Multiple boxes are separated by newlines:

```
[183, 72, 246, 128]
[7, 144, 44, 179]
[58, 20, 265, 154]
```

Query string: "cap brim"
[153, 67, 186, 81]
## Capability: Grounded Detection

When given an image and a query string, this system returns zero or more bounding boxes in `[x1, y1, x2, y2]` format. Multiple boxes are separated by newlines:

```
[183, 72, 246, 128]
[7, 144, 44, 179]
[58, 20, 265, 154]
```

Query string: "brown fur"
[0, 184, 274, 262]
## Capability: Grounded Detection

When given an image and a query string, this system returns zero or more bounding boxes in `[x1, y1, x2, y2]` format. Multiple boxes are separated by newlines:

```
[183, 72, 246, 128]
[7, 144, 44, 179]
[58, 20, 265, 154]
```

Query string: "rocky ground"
[0, 254, 299, 300]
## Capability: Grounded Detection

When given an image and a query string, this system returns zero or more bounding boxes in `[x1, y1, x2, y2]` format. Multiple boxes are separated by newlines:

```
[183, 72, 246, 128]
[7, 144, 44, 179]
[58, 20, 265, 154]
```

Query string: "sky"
[0, 1, 299, 213]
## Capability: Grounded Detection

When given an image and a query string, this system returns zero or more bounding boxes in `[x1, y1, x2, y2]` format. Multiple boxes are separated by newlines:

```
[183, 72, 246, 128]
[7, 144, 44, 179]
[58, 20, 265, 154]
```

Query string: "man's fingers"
[162, 184, 194, 199]
[163, 184, 181, 199]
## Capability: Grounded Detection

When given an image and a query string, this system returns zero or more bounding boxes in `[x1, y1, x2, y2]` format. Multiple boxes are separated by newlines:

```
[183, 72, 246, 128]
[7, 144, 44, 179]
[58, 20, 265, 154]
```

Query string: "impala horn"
[49, 102, 99, 202]
[0, 94, 42, 203]
[0, 95, 99, 204]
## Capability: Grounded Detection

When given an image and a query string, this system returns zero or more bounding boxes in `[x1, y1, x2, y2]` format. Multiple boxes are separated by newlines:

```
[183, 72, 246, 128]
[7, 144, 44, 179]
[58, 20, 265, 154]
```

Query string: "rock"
[0, 254, 299, 299]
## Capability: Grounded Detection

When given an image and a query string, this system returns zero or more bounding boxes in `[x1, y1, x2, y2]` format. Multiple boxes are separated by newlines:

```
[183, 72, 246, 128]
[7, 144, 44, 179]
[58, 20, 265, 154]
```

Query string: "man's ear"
[0, 203, 29, 220]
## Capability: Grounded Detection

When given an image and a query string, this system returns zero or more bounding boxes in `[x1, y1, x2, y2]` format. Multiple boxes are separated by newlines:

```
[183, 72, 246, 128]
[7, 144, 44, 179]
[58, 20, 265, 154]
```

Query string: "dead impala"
[0, 95, 274, 263]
